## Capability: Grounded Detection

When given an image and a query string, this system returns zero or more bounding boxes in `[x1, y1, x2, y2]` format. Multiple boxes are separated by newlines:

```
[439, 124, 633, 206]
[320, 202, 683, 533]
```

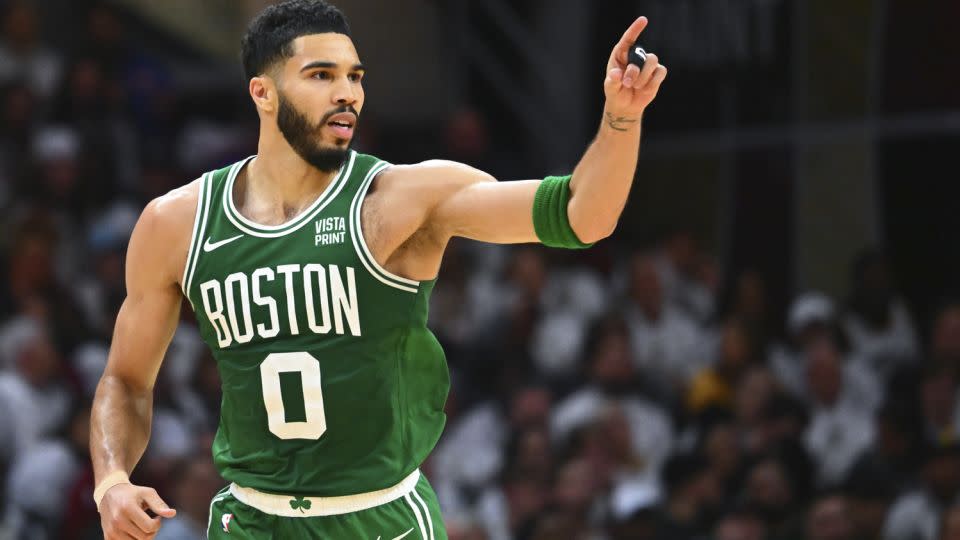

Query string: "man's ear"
[249, 75, 277, 114]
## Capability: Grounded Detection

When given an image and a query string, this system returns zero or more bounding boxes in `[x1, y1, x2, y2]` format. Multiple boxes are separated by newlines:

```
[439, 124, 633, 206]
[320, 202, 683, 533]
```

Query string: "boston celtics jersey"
[182, 151, 449, 496]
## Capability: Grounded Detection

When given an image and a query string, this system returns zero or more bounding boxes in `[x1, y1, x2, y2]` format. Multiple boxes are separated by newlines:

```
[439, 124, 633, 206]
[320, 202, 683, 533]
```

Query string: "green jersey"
[182, 151, 449, 496]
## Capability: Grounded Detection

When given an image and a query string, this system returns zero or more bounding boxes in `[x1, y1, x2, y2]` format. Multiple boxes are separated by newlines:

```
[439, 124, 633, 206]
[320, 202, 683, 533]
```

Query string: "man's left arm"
[422, 17, 666, 246]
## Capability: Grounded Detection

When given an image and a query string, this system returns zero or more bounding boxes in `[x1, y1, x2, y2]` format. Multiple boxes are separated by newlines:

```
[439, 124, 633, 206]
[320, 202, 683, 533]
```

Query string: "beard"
[276, 92, 357, 173]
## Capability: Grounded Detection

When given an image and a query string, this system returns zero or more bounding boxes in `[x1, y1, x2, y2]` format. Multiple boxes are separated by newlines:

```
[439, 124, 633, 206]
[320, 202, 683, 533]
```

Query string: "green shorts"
[206, 470, 446, 539]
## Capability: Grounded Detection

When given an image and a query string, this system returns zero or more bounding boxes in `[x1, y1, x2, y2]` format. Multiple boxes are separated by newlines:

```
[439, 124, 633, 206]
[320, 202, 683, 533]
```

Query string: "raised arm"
[90, 184, 197, 540]
[408, 17, 665, 246]
[568, 16, 665, 240]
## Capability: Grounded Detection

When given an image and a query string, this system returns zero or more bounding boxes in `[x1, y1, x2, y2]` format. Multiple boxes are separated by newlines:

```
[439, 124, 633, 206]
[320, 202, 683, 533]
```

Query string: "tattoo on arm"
[605, 112, 639, 132]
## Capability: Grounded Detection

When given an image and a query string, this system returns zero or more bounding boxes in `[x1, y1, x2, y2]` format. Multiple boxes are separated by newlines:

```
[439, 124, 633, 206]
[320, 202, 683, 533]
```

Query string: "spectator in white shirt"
[0, 2, 63, 99]
[3, 404, 88, 540]
[432, 384, 553, 516]
[624, 253, 710, 395]
[803, 337, 876, 487]
[844, 250, 919, 379]
[654, 229, 718, 325]
[0, 316, 71, 455]
[770, 292, 837, 399]
[771, 294, 882, 413]
[551, 314, 674, 479]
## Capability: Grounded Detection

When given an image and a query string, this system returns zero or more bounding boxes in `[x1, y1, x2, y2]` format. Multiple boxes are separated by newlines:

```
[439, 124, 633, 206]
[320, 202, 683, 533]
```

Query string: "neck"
[245, 134, 343, 214]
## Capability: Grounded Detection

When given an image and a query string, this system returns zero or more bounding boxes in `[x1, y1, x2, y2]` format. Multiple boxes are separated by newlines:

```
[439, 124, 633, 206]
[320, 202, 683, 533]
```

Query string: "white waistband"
[228, 469, 421, 518]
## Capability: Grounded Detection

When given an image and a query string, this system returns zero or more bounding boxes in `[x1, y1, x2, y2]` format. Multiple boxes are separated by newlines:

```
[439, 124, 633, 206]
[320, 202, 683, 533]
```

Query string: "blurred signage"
[640, 0, 787, 69]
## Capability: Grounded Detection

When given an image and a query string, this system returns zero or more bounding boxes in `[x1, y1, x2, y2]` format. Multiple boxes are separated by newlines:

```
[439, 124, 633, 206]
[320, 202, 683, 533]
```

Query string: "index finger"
[613, 16, 649, 65]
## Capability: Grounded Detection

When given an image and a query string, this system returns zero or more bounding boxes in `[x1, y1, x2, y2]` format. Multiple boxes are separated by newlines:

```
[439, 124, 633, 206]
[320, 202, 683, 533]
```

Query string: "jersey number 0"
[259, 352, 327, 439]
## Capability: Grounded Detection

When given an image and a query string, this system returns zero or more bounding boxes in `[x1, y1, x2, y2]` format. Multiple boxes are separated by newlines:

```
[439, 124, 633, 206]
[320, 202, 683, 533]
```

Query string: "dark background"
[1, 1, 959, 539]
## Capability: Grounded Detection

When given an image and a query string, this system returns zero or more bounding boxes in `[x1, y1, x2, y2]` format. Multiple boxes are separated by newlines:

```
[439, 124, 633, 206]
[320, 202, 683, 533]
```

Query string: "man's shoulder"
[372, 158, 490, 198]
[143, 178, 203, 235]
[129, 178, 203, 286]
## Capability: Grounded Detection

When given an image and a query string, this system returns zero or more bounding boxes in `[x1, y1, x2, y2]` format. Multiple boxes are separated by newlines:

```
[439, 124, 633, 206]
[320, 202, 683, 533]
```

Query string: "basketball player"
[90, 1, 666, 539]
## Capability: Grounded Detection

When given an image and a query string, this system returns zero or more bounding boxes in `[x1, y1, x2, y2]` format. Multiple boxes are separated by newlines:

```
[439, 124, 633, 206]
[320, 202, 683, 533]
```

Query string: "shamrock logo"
[289, 496, 312, 513]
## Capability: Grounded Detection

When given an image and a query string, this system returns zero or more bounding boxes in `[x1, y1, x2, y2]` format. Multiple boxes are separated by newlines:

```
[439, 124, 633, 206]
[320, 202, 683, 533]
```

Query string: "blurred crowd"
[429, 236, 960, 540]
[1, 2, 960, 540]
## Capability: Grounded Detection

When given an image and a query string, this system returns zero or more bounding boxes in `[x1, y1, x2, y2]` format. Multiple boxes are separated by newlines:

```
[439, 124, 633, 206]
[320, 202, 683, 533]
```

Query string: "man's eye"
[349, 73, 363, 82]
[313, 72, 331, 80]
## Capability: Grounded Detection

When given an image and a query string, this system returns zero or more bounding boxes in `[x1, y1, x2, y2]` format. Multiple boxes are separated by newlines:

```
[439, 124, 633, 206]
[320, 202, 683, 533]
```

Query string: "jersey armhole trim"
[350, 161, 420, 294]
[180, 173, 207, 296]
[181, 172, 213, 302]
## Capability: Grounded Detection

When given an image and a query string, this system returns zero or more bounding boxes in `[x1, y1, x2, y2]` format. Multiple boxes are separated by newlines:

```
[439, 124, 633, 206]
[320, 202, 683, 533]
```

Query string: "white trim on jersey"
[349, 161, 420, 293]
[181, 174, 206, 296]
[222, 152, 355, 238]
[183, 172, 214, 302]
[227, 469, 421, 518]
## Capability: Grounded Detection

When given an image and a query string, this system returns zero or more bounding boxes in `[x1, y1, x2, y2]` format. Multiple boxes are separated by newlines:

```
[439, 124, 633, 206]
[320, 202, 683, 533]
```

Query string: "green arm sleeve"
[532, 175, 595, 249]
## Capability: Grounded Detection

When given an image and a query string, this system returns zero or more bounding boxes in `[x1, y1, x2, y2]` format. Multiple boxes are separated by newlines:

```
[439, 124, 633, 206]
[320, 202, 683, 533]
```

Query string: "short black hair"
[241, 0, 351, 80]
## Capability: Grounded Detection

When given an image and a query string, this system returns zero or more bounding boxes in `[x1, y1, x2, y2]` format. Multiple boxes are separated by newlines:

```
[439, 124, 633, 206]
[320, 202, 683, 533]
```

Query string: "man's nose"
[333, 79, 356, 105]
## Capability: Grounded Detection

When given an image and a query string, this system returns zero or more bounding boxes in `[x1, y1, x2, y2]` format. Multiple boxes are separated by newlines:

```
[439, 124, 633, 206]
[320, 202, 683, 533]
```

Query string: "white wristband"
[93, 471, 131, 510]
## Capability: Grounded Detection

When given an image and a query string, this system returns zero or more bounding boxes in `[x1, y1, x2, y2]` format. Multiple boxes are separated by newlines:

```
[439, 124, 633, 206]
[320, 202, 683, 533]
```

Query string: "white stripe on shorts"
[404, 493, 429, 540]
[411, 488, 435, 540]
[206, 485, 230, 539]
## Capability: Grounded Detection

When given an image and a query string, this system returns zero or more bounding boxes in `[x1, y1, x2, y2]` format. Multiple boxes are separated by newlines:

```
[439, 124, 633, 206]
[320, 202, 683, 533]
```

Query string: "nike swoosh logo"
[203, 234, 244, 252]
[391, 529, 414, 540]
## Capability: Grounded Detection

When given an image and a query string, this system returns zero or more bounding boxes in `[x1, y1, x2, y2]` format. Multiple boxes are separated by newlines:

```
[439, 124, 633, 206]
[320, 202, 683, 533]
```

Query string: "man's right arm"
[90, 182, 198, 540]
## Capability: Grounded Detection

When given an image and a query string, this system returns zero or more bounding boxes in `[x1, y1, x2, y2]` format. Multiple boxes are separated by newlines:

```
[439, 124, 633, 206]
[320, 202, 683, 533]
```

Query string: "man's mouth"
[325, 112, 356, 139]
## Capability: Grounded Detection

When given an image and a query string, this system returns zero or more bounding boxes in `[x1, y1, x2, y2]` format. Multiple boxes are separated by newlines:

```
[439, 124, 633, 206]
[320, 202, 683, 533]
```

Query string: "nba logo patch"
[222, 513, 233, 533]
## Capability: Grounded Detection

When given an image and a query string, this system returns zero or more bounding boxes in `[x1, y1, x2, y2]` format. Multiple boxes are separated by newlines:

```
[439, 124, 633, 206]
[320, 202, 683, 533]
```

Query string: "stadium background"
[0, 0, 959, 539]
